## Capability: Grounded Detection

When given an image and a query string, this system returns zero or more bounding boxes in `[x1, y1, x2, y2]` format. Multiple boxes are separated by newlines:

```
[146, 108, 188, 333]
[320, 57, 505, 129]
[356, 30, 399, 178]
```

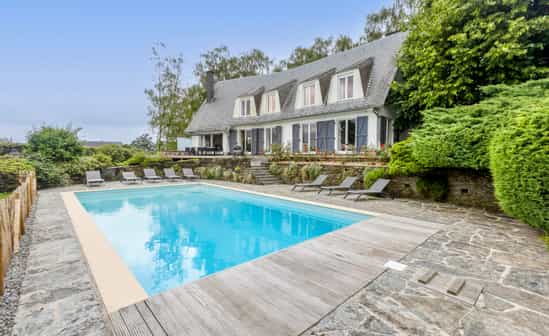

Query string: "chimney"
[204, 71, 215, 102]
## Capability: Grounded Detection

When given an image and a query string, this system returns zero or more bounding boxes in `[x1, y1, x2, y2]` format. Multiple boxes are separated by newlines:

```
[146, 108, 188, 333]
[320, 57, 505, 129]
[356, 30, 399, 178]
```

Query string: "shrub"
[0, 156, 34, 175]
[300, 163, 322, 181]
[416, 174, 449, 202]
[97, 144, 135, 164]
[269, 162, 282, 176]
[388, 138, 426, 176]
[282, 163, 300, 183]
[489, 109, 549, 231]
[25, 126, 83, 162]
[62, 154, 113, 177]
[30, 158, 70, 188]
[270, 144, 290, 161]
[363, 168, 387, 189]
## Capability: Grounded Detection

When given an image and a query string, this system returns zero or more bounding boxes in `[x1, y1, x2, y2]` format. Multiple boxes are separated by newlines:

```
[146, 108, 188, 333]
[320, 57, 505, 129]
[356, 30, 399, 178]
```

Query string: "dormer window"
[240, 98, 252, 116]
[303, 82, 316, 106]
[338, 74, 354, 100]
[266, 92, 277, 113]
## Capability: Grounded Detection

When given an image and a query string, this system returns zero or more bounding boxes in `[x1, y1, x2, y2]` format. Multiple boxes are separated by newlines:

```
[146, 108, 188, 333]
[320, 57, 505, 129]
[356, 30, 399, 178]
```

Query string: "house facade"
[185, 32, 406, 155]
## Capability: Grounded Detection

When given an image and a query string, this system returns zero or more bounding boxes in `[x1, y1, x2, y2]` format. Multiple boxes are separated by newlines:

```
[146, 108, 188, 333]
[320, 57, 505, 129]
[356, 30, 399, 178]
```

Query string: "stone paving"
[3, 181, 548, 336]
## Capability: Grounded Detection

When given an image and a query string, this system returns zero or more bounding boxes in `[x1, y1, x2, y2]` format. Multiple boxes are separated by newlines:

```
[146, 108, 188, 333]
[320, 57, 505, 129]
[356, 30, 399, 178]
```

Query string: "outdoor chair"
[291, 174, 328, 192]
[163, 168, 181, 181]
[85, 170, 104, 187]
[143, 168, 162, 182]
[318, 176, 358, 195]
[182, 168, 199, 180]
[121, 171, 141, 184]
[344, 178, 392, 201]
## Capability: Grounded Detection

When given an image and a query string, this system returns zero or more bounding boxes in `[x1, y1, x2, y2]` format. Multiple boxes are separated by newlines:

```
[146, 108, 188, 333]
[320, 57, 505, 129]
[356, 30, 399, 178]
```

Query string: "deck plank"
[111, 213, 442, 336]
[118, 305, 153, 336]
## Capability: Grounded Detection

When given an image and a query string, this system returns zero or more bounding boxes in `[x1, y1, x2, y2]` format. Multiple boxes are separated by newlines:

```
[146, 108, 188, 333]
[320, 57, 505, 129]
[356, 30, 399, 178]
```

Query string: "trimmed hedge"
[489, 109, 549, 231]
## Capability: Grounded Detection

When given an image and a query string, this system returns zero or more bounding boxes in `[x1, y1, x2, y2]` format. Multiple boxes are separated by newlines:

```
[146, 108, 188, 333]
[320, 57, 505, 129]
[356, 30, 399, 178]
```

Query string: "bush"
[489, 109, 549, 231]
[0, 156, 34, 175]
[270, 144, 290, 161]
[97, 144, 135, 164]
[282, 163, 300, 183]
[388, 138, 426, 176]
[300, 163, 322, 181]
[416, 174, 449, 202]
[30, 158, 70, 188]
[25, 126, 83, 162]
[363, 168, 387, 188]
[269, 162, 282, 176]
[62, 154, 113, 177]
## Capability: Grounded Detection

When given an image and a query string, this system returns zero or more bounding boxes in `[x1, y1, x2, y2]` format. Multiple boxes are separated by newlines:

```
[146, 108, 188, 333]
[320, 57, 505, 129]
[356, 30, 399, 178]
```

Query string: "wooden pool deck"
[109, 213, 442, 336]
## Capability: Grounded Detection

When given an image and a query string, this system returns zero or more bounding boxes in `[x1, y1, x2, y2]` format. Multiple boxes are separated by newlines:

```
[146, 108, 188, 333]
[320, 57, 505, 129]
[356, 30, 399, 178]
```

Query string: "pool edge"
[61, 191, 148, 313]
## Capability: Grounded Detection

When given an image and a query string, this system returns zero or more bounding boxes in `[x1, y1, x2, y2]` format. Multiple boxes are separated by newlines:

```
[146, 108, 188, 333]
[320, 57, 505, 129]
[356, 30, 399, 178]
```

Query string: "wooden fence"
[0, 171, 37, 295]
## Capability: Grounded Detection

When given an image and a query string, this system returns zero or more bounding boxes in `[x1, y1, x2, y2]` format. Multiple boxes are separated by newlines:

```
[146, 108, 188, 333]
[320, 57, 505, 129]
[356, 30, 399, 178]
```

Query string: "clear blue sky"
[0, 0, 388, 143]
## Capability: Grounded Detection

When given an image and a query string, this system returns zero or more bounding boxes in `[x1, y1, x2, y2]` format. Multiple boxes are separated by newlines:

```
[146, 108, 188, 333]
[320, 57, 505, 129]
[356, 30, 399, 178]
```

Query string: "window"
[303, 83, 316, 106]
[337, 74, 354, 100]
[266, 93, 277, 113]
[240, 130, 252, 152]
[240, 98, 252, 116]
[339, 119, 356, 151]
[301, 123, 317, 152]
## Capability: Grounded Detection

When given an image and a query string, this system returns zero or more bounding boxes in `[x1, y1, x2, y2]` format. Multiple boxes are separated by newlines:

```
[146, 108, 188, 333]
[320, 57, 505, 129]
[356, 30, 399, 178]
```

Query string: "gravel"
[0, 203, 36, 336]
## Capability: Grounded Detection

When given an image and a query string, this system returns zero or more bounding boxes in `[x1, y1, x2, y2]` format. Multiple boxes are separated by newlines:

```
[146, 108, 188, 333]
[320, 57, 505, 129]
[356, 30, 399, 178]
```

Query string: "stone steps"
[246, 164, 282, 185]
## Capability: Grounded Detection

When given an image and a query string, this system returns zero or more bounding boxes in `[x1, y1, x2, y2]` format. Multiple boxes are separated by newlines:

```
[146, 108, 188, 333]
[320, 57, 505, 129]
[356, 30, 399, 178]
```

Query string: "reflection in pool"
[76, 184, 370, 295]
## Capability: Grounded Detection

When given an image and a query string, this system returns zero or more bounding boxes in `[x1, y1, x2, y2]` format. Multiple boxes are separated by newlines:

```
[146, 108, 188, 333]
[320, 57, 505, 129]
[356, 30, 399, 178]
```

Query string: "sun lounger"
[318, 176, 358, 195]
[344, 178, 391, 201]
[121, 171, 141, 184]
[292, 174, 328, 191]
[86, 170, 104, 187]
[182, 168, 199, 179]
[143, 168, 162, 182]
[163, 168, 181, 181]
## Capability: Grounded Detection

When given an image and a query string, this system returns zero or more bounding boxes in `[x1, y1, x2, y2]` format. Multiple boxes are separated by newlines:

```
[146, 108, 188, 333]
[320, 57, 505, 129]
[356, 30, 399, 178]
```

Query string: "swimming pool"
[76, 184, 370, 295]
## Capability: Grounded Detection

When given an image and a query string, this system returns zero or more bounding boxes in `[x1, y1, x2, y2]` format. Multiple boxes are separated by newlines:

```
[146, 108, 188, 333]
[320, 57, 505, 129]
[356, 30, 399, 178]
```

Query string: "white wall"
[191, 135, 200, 147]
[326, 69, 364, 104]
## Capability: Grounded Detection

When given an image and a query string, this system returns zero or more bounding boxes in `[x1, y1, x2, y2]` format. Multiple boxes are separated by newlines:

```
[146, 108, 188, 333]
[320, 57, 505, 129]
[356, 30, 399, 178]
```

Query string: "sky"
[0, 0, 388, 143]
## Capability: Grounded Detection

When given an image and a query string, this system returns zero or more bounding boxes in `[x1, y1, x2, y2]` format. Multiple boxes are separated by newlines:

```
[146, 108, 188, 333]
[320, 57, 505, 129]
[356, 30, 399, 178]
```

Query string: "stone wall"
[93, 157, 251, 182]
[0, 173, 18, 193]
[388, 169, 498, 211]
[273, 162, 499, 211]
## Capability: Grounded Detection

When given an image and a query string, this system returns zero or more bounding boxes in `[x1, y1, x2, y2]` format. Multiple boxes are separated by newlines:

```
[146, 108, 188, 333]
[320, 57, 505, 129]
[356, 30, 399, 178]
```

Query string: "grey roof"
[186, 32, 407, 134]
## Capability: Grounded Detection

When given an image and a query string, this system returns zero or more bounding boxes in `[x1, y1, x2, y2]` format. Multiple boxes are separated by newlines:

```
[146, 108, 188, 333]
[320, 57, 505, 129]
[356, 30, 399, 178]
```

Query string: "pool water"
[76, 184, 370, 295]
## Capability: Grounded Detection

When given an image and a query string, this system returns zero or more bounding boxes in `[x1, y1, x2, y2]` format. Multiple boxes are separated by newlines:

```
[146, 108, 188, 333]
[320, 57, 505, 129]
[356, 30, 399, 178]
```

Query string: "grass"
[0, 192, 11, 200]
[542, 233, 549, 251]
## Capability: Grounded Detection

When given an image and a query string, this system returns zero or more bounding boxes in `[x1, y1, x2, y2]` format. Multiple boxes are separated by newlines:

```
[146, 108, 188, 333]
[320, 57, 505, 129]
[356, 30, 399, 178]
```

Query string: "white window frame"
[300, 123, 317, 153]
[266, 92, 277, 113]
[303, 82, 316, 106]
[240, 98, 252, 117]
[264, 127, 274, 153]
[337, 73, 354, 100]
[337, 118, 357, 152]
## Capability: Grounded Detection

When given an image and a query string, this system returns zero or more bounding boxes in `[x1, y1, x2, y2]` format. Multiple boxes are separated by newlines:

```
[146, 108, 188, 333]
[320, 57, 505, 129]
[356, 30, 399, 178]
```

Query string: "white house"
[185, 32, 406, 155]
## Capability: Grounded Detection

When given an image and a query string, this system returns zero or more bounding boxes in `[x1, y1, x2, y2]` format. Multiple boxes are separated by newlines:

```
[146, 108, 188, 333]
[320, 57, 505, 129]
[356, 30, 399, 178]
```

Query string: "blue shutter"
[229, 130, 237, 151]
[292, 124, 300, 153]
[357, 116, 368, 151]
[257, 128, 264, 154]
[326, 120, 335, 152]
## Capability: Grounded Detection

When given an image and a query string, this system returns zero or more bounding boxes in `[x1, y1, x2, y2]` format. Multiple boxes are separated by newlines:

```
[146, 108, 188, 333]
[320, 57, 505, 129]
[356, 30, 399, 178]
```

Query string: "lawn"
[0, 192, 11, 200]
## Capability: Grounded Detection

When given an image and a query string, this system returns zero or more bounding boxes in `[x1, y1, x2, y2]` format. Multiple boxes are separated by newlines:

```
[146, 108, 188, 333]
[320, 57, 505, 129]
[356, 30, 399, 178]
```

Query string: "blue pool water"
[76, 184, 370, 295]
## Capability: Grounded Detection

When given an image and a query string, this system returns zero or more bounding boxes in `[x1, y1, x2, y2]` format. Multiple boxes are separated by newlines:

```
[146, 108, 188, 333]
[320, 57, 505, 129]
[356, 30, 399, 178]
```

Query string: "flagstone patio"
[1, 181, 547, 336]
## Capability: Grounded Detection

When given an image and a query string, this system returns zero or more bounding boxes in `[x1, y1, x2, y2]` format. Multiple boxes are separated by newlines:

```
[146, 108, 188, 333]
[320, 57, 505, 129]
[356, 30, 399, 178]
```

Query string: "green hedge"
[391, 79, 549, 173]
[0, 156, 34, 175]
[489, 109, 549, 231]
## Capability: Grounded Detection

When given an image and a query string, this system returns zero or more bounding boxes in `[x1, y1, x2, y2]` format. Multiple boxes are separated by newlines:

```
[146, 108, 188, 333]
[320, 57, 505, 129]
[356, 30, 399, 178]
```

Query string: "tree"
[25, 125, 83, 162]
[279, 37, 333, 70]
[194, 46, 273, 83]
[333, 35, 355, 53]
[130, 133, 155, 152]
[145, 43, 187, 150]
[392, 0, 549, 130]
[362, 0, 421, 42]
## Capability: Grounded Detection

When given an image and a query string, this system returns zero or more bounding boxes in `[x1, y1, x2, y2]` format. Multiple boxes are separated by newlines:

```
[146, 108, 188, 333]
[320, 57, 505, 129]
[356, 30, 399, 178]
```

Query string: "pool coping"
[61, 182, 385, 313]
